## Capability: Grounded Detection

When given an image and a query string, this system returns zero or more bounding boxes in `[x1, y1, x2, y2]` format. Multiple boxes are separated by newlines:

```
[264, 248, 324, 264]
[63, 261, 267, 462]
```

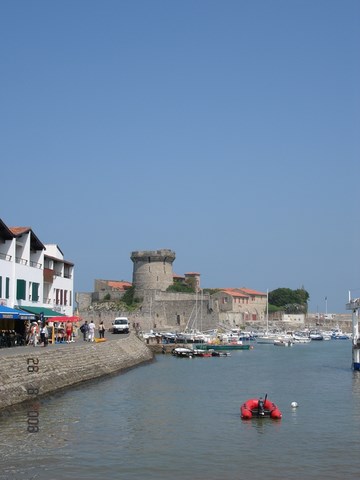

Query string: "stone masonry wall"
[0, 334, 153, 411]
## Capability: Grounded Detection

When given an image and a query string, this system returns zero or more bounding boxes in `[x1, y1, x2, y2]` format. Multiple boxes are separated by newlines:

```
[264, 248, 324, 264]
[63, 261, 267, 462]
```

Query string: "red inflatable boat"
[240, 396, 282, 420]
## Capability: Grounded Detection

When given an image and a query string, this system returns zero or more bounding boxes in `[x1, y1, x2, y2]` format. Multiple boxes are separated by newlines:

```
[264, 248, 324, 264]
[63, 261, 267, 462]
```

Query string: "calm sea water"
[1, 340, 360, 480]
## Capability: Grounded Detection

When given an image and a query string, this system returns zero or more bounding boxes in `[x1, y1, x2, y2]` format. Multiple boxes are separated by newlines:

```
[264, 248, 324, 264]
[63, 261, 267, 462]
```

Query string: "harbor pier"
[346, 296, 360, 371]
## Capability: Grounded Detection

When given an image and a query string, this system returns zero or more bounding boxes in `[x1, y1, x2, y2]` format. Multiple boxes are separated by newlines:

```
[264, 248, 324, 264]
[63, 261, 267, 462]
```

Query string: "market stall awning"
[51, 316, 81, 323]
[19, 306, 65, 319]
[0, 305, 36, 320]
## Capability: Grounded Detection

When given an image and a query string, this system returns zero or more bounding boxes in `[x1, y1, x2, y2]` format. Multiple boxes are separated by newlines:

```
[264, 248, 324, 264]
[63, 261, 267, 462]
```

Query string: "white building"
[0, 218, 74, 317]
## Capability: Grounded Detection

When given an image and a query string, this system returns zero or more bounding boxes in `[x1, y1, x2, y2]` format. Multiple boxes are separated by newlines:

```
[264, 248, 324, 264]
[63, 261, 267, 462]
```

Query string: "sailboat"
[256, 290, 290, 345]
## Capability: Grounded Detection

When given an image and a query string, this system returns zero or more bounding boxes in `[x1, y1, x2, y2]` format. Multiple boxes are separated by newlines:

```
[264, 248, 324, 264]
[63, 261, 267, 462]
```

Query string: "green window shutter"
[16, 279, 26, 300]
[32, 283, 39, 301]
[6, 277, 10, 299]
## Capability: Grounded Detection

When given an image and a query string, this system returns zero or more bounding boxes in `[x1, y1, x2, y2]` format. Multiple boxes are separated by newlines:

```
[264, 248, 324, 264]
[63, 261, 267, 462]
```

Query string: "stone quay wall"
[0, 334, 153, 411]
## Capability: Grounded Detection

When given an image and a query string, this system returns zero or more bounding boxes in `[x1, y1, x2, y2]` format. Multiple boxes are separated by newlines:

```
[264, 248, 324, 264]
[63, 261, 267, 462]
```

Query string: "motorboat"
[241, 396, 282, 420]
[171, 347, 214, 358]
[291, 332, 311, 344]
[321, 331, 332, 341]
[256, 333, 282, 344]
[309, 330, 323, 341]
[274, 338, 293, 347]
[171, 347, 194, 357]
[331, 329, 350, 340]
[209, 350, 231, 357]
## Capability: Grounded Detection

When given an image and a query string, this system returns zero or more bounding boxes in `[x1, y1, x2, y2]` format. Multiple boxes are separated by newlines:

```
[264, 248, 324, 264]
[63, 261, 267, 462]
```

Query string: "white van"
[112, 317, 130, 334]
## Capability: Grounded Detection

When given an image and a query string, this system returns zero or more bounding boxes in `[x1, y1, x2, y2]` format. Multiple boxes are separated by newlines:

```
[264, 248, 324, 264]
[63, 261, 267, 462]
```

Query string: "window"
[0, 276, 2, 298]
[16, 279, 26, 300]
[6, 278, 9, 299]
[32, 283, 39, 302]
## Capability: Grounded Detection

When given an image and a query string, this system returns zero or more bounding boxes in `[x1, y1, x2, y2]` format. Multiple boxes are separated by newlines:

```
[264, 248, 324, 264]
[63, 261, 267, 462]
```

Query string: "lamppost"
[325, 296, 328, 316]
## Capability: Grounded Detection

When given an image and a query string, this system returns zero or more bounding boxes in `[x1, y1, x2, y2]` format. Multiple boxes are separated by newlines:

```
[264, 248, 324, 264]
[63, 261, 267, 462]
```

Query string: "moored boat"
[195, 343, 251, 351]
[241, 396, 282, 420]
[291, 333, 311, 344]
[171, 347, 194, 357]
[274, 338, 293, 347]
[309, 330, 323, 341]
[331, 328, 350, 340]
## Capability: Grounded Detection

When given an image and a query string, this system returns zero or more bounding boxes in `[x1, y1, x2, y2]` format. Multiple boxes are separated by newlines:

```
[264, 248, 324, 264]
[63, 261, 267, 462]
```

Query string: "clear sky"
[1, 0, 359, 314]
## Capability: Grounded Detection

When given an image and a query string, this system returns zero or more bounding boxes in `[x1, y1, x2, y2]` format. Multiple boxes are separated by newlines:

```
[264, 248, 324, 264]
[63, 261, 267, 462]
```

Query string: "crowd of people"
[0, 330, 25, 348]
[0, 319, 108, 348]
[24, 320, 77, 346]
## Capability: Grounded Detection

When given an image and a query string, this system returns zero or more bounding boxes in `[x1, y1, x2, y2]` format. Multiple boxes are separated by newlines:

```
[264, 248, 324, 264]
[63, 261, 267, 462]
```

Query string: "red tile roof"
[9, 226, 31, 235]
[9, 226, 45, 250]
[221, 288, 248, 298]
[239, 287, 267, 296]
[220, 287, 267, 298]
[107, 281, 132, 291]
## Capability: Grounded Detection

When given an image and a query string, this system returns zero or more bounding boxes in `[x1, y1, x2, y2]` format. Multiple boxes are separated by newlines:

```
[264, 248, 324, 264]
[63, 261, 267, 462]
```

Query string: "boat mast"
[266, 289, 269, 333]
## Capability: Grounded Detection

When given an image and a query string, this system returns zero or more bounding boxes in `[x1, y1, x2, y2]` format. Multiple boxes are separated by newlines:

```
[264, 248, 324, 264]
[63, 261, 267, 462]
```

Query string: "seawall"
[0, 334, 154, 411]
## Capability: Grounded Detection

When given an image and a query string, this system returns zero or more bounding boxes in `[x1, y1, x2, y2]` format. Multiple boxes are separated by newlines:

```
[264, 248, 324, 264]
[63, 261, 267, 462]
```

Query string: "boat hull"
[195, 344, 250, 351]
[241, 398, 282, 420]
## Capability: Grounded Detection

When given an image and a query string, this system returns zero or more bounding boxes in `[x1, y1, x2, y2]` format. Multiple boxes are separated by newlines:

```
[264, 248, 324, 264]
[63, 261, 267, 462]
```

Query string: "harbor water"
[1, 340, 360, 480]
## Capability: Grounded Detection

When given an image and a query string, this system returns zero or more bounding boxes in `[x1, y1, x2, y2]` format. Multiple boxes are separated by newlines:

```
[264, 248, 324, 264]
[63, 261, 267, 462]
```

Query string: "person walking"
[88, 320, 96, 342]
[98, 321, 105, 339]
[80, 320, 89, 341]
[40, 323, 49, 347]
[29, 322, 39, 346]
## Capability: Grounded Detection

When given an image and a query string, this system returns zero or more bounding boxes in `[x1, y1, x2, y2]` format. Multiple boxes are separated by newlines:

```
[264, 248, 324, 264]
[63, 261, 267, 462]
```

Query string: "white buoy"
[291, 401, 298, 408]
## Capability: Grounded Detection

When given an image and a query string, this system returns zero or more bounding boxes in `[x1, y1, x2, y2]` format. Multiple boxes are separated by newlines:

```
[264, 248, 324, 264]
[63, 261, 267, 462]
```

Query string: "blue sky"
[1, 0, 359, 313]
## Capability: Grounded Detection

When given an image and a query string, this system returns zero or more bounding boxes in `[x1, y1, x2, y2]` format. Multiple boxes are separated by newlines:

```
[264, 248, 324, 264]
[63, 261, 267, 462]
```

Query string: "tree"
[269, 287, 309, 313]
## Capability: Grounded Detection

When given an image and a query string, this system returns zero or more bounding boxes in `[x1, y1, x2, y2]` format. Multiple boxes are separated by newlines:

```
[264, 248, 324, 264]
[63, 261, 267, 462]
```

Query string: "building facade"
[0, 218, 74, 316]
[211, 288, 267, 324]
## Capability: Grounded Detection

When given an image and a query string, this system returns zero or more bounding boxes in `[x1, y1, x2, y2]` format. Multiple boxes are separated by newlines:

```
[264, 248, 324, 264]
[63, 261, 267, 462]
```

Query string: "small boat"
[209, 350, 231, 357]
[309, 330, 323, 341]
[171, 347, 194, 357]
[191, 348, 212, 357]
[195, 343, 251, 351]
[274, 338, 293, 347]
[241, 395, 282, 420]
[291, 332, 312, 344]
[331, 328, 350, 340]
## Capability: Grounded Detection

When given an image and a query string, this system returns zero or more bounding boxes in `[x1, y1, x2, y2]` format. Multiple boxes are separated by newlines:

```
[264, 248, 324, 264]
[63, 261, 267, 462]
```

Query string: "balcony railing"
[30, 260, 42, 269]
[0, 252, 12, 261]
[15, 257, 28, 265]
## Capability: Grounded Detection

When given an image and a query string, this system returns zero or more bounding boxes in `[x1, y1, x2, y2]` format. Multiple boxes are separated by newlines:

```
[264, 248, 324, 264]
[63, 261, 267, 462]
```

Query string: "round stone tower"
[131, 249, 176, 299]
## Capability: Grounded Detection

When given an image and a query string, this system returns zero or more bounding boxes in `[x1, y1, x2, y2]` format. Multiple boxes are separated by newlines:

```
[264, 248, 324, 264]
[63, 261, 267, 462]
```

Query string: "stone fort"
[77, 249, 219, 331]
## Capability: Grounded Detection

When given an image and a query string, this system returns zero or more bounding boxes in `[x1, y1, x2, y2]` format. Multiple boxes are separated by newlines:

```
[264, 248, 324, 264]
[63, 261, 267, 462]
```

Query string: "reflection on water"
[1, 341, 360, 480]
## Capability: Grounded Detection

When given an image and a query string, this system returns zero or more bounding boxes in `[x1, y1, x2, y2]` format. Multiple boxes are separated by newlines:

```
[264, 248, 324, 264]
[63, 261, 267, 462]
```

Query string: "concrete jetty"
[0, 333, 153, 411]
